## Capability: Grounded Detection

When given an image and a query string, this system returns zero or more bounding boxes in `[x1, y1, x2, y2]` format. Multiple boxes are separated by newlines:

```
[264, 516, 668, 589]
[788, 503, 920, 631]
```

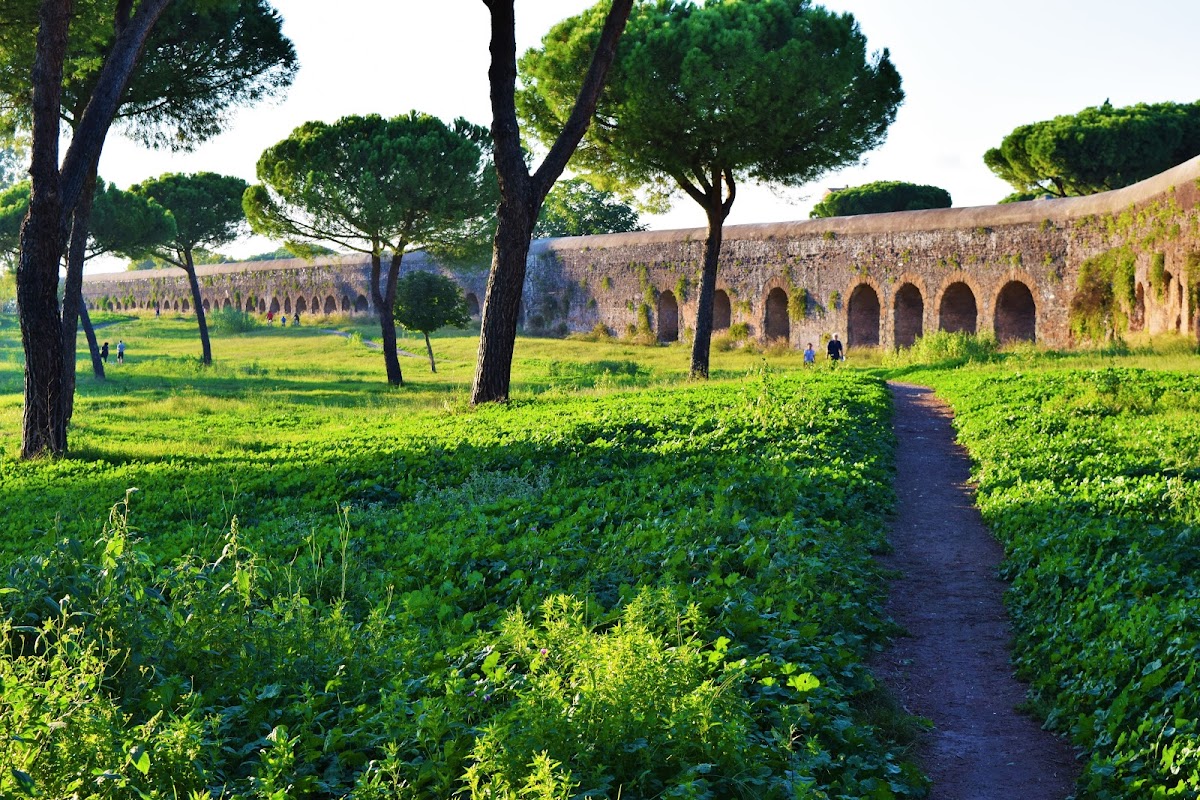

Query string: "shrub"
[208, 306, 259, 333]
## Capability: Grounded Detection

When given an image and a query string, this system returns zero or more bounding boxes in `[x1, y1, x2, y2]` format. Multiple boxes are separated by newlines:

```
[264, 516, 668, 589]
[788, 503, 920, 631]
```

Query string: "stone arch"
[181, 299, 190, 312]
[296, 296, 307, 314]
[202, 298, 211, 311]
[284, 296, 292, 314]
[173, 300, 181, 311]
[764, 287, 790, 341]
[466, 292, 481, 318]
[354, 294, 369, 313]
[938, 281, 977, 334]
[994, 280, 1037, 343]
[311, 295, 320, 314]
[258, 297, 267, 313]
[1131, 283, 1146, 332]
[713, 289, 731, 330]
[847, 283, 881, 347]
[222, 298, 232, 310]
[324, 295, 337, 314]
[342, 294, 351, 313]
[657, 290, 679, 342]
[269, 297, 281, 314]
[893, 283, 924, 348]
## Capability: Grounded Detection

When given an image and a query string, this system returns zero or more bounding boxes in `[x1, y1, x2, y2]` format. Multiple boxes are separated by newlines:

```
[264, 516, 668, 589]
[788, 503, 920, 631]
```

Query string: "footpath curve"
[874, 382, 1078, 799]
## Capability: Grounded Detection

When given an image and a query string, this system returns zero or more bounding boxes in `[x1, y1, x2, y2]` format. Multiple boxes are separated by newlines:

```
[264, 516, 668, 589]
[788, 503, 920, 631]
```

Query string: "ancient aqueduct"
[83, 156, 1200, 350]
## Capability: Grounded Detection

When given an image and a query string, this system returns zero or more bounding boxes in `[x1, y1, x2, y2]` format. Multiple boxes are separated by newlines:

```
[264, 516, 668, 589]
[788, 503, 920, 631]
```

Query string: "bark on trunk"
[182, 249, 212, 365]
[472, 201, 533, 403]
[471, 0, 632, 405]
[60, 169, 99, 424]
[371, 250, 404, 386]
[690, 204, 727, 379]
[18, 0, 72, 459]
[17, 0, 172, 458]
[80, 303, 106, 380]
[423, 332, 436, 373]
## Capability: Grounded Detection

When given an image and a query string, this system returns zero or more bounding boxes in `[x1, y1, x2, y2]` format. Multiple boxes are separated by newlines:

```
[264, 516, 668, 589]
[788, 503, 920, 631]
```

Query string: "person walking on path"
[116, 340, 126, 364]
[827, 334, 844, 362]
[804, 342, 816, 366]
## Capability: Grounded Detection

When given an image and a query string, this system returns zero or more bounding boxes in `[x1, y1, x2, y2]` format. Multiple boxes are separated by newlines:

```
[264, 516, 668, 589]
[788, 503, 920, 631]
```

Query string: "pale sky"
[94, 0, 1200, 264]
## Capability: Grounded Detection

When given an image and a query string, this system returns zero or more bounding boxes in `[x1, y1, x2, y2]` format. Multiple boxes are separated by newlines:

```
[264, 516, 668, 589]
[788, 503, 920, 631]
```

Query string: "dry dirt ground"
[875, 383, 1079, 799]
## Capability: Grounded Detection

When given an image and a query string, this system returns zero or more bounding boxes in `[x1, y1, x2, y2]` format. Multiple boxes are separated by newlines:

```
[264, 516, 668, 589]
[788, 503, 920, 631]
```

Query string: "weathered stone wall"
[83, 155, 1200, 349]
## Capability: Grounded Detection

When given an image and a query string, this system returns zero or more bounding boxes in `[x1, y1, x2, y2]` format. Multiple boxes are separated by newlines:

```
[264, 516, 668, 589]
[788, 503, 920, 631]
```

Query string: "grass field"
[5, 312, 1200, 798]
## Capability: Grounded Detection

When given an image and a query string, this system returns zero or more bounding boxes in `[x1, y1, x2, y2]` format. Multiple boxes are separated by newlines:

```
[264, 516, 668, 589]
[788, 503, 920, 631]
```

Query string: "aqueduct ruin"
[83, 156, 1200, 350]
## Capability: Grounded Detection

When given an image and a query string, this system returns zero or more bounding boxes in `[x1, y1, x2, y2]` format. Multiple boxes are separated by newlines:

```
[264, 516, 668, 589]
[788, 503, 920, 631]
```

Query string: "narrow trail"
[875, 383, 1078, 799]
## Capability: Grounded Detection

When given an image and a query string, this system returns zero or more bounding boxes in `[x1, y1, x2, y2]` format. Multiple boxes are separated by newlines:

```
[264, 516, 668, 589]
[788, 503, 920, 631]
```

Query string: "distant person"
[827, 334, 844, 362]
[293, 311, 300, 326]
[101, 342, 109, 363]
[116, 340, 126, 364]
[280, 314, 287, 327]
[804, 342, 815, 366]
[266, 310, 274, 325]
[154, 305, 160, 318]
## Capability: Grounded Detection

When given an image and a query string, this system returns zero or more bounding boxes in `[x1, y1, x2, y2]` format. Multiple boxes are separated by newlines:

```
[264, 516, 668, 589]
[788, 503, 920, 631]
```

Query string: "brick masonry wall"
[83, 156, 1200, 350]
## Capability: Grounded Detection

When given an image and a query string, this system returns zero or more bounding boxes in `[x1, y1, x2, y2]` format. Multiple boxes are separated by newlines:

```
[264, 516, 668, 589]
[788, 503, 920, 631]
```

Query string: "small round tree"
[810, 180, 951, 218]
[393, 271, 470, 374]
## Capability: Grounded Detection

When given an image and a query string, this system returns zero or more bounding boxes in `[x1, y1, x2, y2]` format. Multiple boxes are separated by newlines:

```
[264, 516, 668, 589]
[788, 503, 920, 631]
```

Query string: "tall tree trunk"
[423, 331, 437, 373]
[17, 0, 72, 459]
[61, 169, 99, 425]
[182, 249, 212, 365]
[17, 0, 173, 458]
[685, 167, 735, 380]
[471, 0, 632, 405]
[79, 303, 106, 380]
[472, 200, 534, 403]
[370, 250, 404, 386]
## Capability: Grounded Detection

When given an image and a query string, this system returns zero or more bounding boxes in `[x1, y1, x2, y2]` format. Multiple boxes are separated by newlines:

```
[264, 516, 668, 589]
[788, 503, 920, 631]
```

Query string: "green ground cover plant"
[0, 314, 922, 798]
[904, 361, 1200, 798]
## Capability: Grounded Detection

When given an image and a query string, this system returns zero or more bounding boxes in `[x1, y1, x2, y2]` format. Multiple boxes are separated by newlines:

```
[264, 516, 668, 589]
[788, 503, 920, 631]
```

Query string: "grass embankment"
[894, 333, 1200, 799]
[0, 314, 923, 799]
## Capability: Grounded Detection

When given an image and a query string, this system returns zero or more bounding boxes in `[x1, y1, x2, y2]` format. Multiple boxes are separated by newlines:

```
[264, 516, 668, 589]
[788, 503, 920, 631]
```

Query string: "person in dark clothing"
[827, 334, 844, 362]
[101, 342, 109, 363]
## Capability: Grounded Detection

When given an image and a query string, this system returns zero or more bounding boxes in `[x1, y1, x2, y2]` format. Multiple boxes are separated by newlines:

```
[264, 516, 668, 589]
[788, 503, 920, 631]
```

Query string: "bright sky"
[95, 0, 1200, 263]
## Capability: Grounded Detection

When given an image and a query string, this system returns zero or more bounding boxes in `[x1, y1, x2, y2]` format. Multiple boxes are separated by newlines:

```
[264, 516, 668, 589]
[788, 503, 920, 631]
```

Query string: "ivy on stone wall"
[1070, 245, 1136, 342]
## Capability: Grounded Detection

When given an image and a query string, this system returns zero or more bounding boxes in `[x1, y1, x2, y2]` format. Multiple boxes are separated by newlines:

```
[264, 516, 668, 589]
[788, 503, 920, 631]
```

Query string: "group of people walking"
[266, 311, 301, 327]
[803, 334, 845, 366]
[100, 340, 125, 364]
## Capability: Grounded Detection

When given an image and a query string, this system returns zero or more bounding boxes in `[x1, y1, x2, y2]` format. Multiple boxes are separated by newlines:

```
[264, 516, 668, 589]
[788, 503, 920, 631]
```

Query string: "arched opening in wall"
[342, 294, 351, 312]
[311, 296, 320, 314]
[1131, 283, 1146, 332]
[173, 300, 180, 311]
[184, 299, 192, 312]
[296, 296, 307, 314]
[222, 298, 231, 310]
[258, 298, 267, 313]
[202, 298, 211, 311]
[893, 283, 924, 348]
[466, 292, 481, 318]
[713, 289, 731, 330]
[324, 295, 337, 314]
[847, 284, 881, 348]
[938, 282, 977, 334]
[764, 287, 790, 341]
[269, 297, 281, 314]
[284, 296, 292, 314]
[657, 290, 679, 342]
[994, 281, 1036, 344]
[354, 294, 369, 313]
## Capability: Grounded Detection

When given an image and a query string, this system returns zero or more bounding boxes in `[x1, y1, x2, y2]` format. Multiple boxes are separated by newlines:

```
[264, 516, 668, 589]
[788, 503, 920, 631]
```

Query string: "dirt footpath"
[875, 383, 1078, 799]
